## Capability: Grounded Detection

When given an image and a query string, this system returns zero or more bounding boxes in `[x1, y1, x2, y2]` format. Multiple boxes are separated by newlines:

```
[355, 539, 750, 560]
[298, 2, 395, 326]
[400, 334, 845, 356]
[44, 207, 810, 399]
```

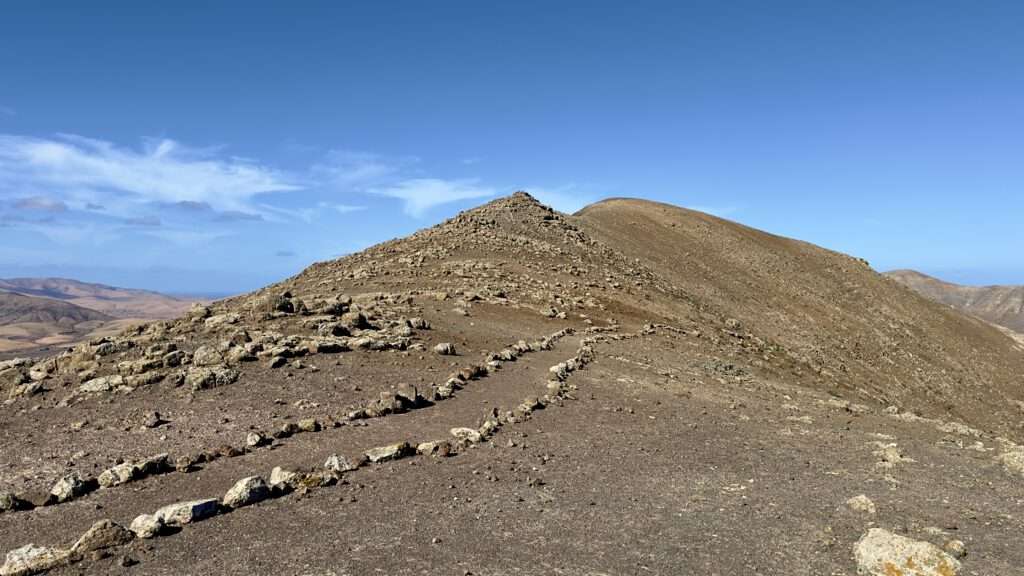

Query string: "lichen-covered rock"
[854, 528, 961, 576]
[222, 476, 270, 508]
[0, 544, 69, 576]
[70, 519, 133, 554]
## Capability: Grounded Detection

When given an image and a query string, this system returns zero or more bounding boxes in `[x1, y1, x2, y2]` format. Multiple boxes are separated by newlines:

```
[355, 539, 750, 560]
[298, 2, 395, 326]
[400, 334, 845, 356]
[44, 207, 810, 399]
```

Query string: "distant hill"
[0, 291, 111, 325]
[0, 277, 198, 353]
[885, 269, 1024, 333]
[0, 277, 194, 319]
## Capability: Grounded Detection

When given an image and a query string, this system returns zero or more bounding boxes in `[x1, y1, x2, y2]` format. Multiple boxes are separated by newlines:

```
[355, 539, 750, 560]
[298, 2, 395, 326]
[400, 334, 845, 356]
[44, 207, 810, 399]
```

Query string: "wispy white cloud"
[12, 196, 68, 212]
[0, 134, 300, 215]
[368, 178, 496, 217]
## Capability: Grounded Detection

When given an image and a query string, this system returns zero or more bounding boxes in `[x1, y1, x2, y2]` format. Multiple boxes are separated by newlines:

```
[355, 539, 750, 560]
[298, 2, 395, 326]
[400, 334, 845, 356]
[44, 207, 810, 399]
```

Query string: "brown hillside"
[2, 192, 1023, 575]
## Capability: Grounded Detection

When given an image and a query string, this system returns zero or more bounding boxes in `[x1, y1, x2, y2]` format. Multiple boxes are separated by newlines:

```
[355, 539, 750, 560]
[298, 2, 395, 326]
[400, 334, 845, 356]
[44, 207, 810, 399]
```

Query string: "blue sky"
[1, 1, 1022, 294]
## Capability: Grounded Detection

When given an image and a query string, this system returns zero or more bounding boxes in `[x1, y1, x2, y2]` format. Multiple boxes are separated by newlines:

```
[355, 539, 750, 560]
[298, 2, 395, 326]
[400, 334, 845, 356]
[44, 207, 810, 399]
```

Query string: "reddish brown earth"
[1, 193, 1022, 575]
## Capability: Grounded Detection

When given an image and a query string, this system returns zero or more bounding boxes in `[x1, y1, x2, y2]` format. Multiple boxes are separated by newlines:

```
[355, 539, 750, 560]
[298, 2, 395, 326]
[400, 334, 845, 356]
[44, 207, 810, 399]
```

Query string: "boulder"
[70, 519, 133, 554]
[154, 498, 220, 526]
[222, 476, 270, 508]
[0, 544, 69, 576]
[854, 528, 961, 576]
[129, 514, 163, 539]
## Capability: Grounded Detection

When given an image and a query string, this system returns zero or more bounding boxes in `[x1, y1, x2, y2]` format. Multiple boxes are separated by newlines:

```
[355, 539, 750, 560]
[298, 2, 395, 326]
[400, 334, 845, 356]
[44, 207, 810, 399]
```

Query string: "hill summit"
[1, 193, 1023, 575]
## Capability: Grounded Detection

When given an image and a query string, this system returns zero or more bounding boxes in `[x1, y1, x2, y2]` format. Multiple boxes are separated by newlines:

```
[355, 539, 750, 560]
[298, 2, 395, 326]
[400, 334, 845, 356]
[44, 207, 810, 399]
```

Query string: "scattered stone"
[854, 528, 961, 576]
[407, 317, 430, 330]
[365, 442, 414, 463]
[245, 431, 269, 448]
[846, 494, 877, 514]
[945, 539, 967, 559]
[269, 467, 298, 489]
[0, 544, 69, 576]
[129, 514, 164, 539]
[222, 476, 271, 508]
[154, 498, 220, 527]
[70, 519, 133, 554]
[433, 342, 456, 355]
[324, 454, 356, 473]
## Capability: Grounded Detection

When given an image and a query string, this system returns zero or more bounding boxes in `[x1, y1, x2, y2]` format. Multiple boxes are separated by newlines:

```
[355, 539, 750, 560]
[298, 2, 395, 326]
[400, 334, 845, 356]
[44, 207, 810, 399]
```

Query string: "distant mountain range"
[885, 269, 1024, 334]
[0, 277, 198, 354]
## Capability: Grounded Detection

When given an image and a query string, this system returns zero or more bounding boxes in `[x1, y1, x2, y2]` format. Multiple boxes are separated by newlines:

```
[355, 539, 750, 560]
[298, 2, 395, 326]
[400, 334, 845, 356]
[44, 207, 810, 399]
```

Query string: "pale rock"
[129, 514, 163, 539]
[70, 519, 133, 554]
[324, 454, 356, 473]
[50, 473, 92, 503]
[154, 498, 220, 526]
[0, 544, 69, 576]
[846, 494, 877, 514]
[222, 476, 270, 508]
[365, 442, 413, 463]
[854, 528, 961, 576]
[450, 427, 483, 444]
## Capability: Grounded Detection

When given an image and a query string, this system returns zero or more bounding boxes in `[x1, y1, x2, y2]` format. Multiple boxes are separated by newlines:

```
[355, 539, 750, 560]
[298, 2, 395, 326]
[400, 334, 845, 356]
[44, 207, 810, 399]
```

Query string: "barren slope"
[885, 269, 1024, 334]
[1, 192, 1022, 576]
